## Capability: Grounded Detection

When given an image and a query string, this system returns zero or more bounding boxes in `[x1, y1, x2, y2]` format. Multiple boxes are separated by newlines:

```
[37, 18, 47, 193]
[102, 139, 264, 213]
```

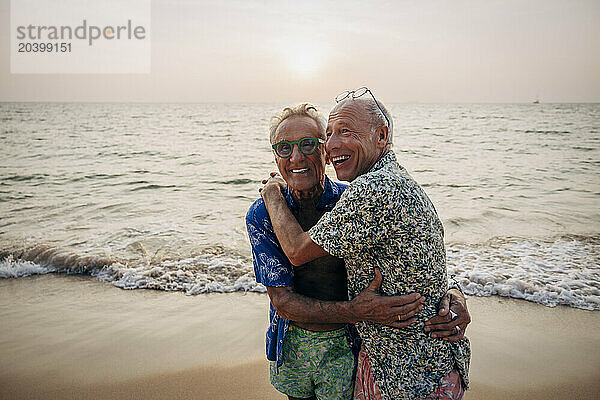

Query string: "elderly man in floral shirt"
[261, 89, 471, 400]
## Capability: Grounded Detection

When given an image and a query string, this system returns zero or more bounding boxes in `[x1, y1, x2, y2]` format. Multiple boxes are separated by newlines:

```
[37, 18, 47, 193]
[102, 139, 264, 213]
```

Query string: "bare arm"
[268, 268, 425, 327]
[260, 177, 327, 266]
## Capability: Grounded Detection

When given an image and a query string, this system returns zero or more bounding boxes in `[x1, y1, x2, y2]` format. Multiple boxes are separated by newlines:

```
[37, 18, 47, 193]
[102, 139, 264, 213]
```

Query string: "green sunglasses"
[272, 137, 325, 158]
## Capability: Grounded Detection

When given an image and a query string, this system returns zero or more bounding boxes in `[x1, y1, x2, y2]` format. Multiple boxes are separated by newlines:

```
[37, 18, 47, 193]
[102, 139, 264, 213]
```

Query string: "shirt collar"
[283, 175, 338, 211]
[369, 150, 397, 174]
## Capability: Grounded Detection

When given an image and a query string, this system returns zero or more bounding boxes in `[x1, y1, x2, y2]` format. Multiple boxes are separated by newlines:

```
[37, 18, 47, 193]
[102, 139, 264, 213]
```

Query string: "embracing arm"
[425, 289, 471, 341]
[268, 268, 424, 328]
[248, 193, 424, 329]
[260, 183, 327, 266]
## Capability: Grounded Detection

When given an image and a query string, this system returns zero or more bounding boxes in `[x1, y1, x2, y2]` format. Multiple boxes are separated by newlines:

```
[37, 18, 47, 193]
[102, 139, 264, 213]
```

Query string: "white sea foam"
[93, 254, 266, 295]
[1, 235, 598, 310]
[0, 255, 55, 278]
[448, 236, 600, 310]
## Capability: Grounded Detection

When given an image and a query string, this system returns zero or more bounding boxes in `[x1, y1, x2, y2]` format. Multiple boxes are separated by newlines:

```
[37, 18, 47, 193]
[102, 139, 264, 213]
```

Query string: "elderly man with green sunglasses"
[247, 101, 470, 400]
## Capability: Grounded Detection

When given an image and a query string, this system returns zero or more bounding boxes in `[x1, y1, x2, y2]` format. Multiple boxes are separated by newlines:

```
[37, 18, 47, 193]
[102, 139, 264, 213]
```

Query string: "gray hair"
[269, 103, 327, 144]
[361, 98, 394, 144]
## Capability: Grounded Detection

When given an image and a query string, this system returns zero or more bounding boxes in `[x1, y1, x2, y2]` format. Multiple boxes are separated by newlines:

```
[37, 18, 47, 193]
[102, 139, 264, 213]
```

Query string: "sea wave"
[448, 235, 600, 310]
[1, 235, 599, 309]
[0, 244, 265, 295]
[0, 256, 55, 278]
[94, 254, 264, 294]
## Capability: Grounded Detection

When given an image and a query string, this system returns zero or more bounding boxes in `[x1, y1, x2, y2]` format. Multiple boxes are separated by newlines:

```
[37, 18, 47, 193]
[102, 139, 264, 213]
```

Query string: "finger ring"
[450, 310, 458, 320]
[397, 314, 402, 321]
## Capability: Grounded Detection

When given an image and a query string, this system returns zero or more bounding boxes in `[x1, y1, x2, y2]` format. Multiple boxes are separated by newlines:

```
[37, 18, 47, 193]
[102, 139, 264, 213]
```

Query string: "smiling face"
[326, 100, 388, 182]
[273, 115, 326, 196]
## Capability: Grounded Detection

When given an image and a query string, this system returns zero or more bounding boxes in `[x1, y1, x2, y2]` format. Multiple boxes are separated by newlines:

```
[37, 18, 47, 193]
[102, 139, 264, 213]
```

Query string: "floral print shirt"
[309, 151, 471, 400]
[246, 176, 347, 366]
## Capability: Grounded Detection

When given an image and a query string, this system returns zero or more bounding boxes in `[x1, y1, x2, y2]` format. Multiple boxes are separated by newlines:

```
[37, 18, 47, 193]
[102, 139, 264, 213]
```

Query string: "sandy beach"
[1, 274, 599, 400]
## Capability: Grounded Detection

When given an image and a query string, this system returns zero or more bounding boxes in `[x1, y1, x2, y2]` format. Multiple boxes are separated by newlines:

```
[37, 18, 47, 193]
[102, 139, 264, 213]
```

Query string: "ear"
[375, 125, 389, 148]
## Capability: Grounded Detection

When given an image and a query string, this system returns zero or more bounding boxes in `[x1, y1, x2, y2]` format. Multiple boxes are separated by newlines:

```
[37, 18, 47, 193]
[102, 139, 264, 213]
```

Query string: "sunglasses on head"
[335, 86, 390, 128]
[272, 137, 325, 158]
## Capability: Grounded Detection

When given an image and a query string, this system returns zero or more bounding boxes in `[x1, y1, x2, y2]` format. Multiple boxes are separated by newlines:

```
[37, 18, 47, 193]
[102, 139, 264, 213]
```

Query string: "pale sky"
[1, 0, 599, 103]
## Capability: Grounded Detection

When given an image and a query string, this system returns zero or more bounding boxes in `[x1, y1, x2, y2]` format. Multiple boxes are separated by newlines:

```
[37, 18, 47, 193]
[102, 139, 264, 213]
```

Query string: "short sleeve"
[308, 177, 395, 259]
[246, 199, 293, 287]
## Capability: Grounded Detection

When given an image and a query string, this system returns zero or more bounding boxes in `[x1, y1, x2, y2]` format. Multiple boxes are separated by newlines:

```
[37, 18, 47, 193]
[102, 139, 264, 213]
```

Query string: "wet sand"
[1, 275, 599, 399]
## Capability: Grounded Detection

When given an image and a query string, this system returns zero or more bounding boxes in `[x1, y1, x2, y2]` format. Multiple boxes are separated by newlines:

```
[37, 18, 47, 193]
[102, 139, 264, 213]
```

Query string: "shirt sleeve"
[308, 177, 395, 259]
[246, 199, 293, 287]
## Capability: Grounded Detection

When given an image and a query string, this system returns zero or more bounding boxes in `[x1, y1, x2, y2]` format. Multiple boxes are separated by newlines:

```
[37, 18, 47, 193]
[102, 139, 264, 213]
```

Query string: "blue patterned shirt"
[245, 175, 347, 366]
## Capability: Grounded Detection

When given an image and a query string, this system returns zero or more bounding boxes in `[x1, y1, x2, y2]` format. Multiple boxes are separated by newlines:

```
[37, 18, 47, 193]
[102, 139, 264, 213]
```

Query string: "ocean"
[1, 102, 598, 310]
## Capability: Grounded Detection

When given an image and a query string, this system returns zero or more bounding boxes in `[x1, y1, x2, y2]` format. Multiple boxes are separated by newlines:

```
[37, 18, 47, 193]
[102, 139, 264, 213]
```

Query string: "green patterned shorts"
[270, 325, 355, 400]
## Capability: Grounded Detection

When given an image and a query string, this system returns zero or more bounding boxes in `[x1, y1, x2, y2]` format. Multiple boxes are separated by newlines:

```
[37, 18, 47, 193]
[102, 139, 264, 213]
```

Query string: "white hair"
[361, 98, 394, 144]
[333, 98, 394, 144]
[268, 103, 327, 144]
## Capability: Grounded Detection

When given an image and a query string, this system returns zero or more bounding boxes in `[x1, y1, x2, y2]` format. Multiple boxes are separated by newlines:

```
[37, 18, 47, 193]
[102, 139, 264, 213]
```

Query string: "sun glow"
[284, 42, 323, 75]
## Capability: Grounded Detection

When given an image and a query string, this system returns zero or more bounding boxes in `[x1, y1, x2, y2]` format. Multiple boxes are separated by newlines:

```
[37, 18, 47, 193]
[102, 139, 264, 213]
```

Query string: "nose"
[289, 143, 304, 162]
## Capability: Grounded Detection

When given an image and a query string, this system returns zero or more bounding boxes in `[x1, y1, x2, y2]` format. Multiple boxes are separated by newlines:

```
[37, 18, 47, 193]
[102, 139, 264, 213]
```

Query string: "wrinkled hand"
[259, 172, 286, 198]
[424, 289, 471, 341]
[351, 268, 425, 329]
